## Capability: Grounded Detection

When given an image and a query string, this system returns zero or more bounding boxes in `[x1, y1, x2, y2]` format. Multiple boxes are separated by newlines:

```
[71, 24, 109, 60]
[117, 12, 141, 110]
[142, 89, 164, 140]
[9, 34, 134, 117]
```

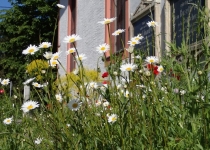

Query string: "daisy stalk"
[57, 59, 80, 91]
[72, 42, 88, 97]
[107, 24, 113, 62]
[50, 9, 60, 52]
[32, 86, 44, 104]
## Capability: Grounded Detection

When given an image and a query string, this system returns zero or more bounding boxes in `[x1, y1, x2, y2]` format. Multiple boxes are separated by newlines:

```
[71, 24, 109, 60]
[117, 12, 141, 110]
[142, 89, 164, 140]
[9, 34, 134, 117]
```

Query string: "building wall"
[58, 0, 69, 76]
[58, 0, 141, 76]
[76, 0, 106, 73]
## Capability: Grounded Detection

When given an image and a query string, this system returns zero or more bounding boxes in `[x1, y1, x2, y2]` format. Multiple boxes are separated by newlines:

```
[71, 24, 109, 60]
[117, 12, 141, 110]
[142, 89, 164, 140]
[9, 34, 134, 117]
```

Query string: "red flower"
[102, 81, 108, 84]
[170, 69, 181, 80]
[172, 73, 180, 80]
[0, 89, 4, 94]
[147, 64, 155, 70]
[102, 72, 109, 78]
[147, 64, 159, 75]
[153, 66, 159, 75]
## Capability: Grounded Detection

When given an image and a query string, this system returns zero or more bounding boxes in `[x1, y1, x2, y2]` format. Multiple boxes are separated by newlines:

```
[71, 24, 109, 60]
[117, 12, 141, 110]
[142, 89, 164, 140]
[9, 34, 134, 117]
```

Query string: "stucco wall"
[130, 0, 141, 15]
[76, 0, 105, 73]
[58, 0, 142, 76]
[58, 0, 69, 76]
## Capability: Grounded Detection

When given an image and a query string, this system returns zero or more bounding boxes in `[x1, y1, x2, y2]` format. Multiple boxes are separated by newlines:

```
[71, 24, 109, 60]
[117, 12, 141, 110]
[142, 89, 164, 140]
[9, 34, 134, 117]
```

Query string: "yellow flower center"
[3, 81, 7, 84]
[116, 31, 120, 35]
[53, 56, 59, 60]
[131, 41, 136, 45]
[126, 67, 132, 71]
[34, 83, 38, 87]
[72, 103, 78, 108]
[78, 57, 82, 60]
[43, 44, 48, 48]
[159, 67, 163, 72]
[69, 49, 74, 53]
[135, 37, 139, 40]
[52, 61, 57, 65]
[111, 117, 117, 122]
[28, 49, 34, 53]
[6, 120, 11, 123]
[69, 38, 75, 43]
[151, 22, 155, 26]
[101, 47, 105, 51]
[105, 20, 111, 24]
[27, 105, 34, 110]
[149, 59, 154, 63]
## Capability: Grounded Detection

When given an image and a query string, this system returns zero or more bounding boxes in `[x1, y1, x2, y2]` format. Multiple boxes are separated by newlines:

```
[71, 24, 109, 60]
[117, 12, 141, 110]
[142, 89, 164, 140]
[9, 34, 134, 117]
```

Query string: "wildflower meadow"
[1, 3, 210, 150]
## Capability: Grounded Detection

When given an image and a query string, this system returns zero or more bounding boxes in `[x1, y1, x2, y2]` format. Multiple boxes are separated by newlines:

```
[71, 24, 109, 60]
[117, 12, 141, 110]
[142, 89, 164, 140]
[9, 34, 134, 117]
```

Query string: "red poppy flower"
[147, 64, 159, 75]
[0, 89, 4, 94]
[102, 72, 109, 78]
[153, 66, 159, 75]
[102, 81, 108, 84]
[172, 73, 180, 80]
[147, 64, 155, 70]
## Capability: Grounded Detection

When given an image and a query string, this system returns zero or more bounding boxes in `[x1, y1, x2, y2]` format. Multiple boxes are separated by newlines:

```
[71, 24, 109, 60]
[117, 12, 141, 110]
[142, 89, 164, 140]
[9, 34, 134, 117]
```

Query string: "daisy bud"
[198, 71, 202, 75]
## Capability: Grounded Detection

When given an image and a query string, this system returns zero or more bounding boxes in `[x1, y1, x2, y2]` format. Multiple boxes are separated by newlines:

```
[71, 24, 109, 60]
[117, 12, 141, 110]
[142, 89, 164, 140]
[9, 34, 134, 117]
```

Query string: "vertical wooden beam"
[154, 1, 161, 58]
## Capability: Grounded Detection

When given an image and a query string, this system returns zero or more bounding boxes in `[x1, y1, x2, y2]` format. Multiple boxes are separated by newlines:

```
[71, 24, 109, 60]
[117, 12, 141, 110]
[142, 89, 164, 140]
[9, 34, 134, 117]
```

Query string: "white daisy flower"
[49, 59, 59, 67]
[157, 65, 164, 72]
[95, 100, 102, 107]
[127, 39, 140, 46]
[57, 4, 65, 9]
[23, 77, 35, 85]
[41, 70, 46, 74]
[88, 82, 98, 89]
[75, 53, 87, 61]
[113, 71, 118, 76]
[120, 63, 137, 72]
[63, 34, 82, 43]
[66, 48, 76, 55]
[180, 90, 186, 95]
[103, 101, 110, 107]
[112, 29, 125, 36]
[145, 70, 151, 76]
[96, 43, 110, 53]
[117, 84, 122, 90]
[145, 56, 159, 64]
[124, 90, 129, 98]
[21, 100, 39, 113]
[22, 45, 39, 55]
[136, 84, 146, 88]
[3, 117, 13, 125]
[108, 114, 118, 123]
[39, 42, 51, 48]
[51, 51, 61, 60]
[67, 99, 82, 111]
[98, 17, 116, 25]
[126, 46, 134, 53]
[32, 82, 43, 88]
[1, 79, 10, 85]
[147, 21, 158, 27]
[34, 137, 43, 145]
[73, 68, 79, 75]
[134, 55, 141, 59]
[42, 82, 48, 87]
[121, 78, 129, 84]
[131, 34, 144, 41]
[55, 93, 62, 102]
[43, 51, 53, 59]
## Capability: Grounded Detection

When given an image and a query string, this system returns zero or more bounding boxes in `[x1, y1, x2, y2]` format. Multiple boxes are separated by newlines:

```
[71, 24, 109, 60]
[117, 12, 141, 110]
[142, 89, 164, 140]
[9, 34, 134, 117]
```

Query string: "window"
[67, 0, 76, 72]
[105, 0, 128, 59]
[115, 0, 126, 52]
